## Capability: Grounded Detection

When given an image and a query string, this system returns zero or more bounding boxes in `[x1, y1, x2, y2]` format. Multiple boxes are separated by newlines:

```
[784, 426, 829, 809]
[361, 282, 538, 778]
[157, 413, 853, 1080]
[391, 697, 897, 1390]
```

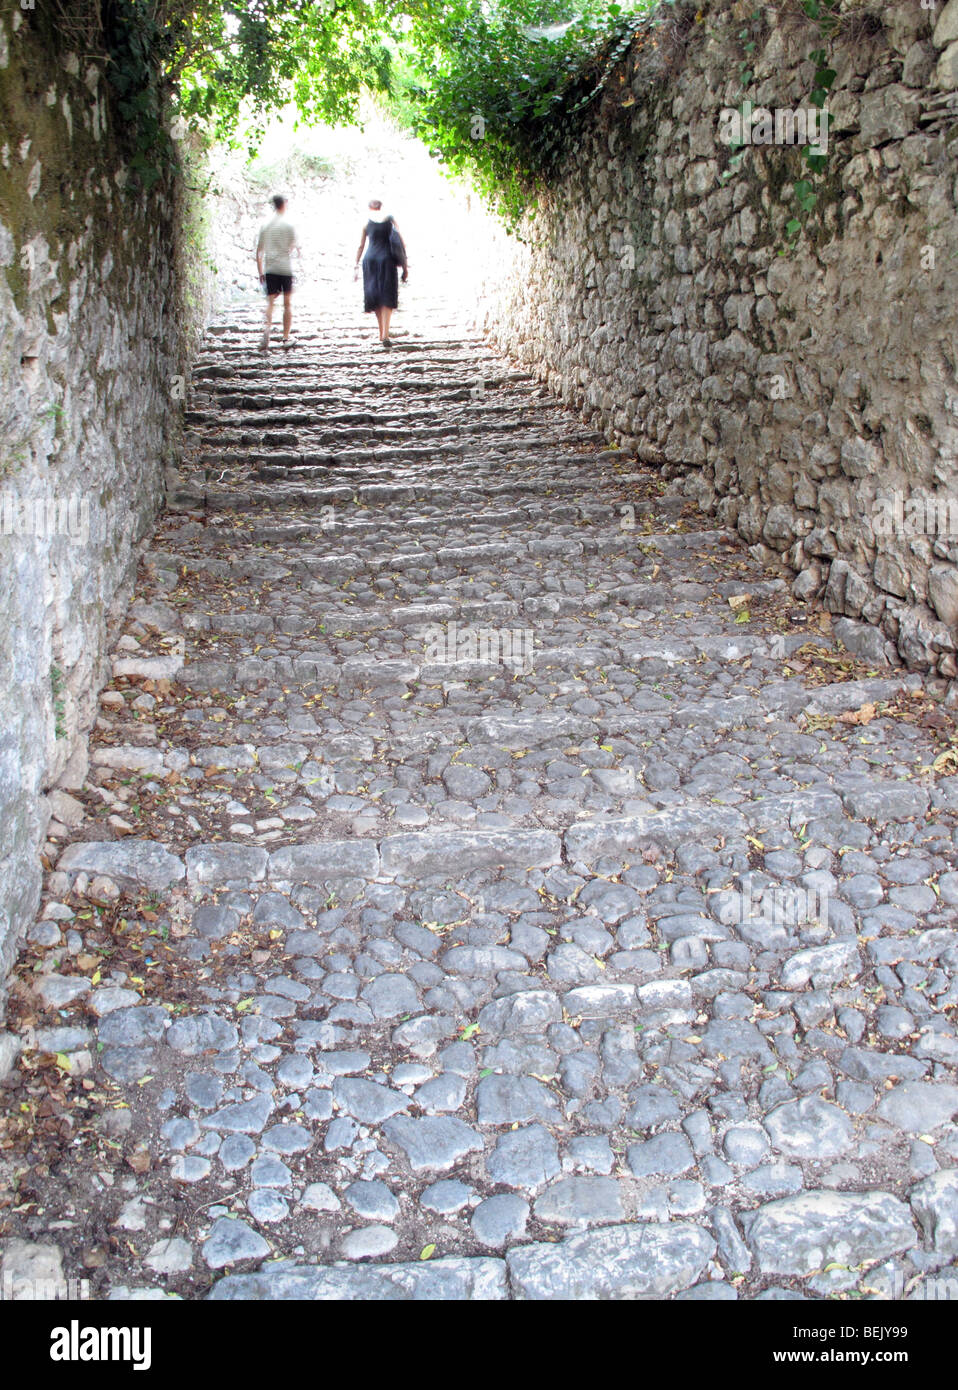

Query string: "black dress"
[362, 217, 403, 312]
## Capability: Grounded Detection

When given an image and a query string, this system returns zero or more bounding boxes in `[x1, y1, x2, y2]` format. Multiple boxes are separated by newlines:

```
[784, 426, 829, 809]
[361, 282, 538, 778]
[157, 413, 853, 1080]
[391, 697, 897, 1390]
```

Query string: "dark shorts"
[264, 273, 293, 296]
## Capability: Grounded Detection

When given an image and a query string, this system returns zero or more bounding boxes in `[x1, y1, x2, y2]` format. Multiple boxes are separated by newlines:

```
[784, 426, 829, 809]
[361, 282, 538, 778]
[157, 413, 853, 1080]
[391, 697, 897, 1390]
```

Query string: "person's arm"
[255, 229, 265, 283]
[353, 225, 367, 279]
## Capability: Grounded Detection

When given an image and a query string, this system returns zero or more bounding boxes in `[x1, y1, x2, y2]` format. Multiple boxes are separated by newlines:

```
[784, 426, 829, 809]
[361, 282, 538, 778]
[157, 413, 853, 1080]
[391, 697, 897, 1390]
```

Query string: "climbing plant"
[390, 0, 660, 223]
[719, 0, 841, 252]
[785, 0, 840, 247]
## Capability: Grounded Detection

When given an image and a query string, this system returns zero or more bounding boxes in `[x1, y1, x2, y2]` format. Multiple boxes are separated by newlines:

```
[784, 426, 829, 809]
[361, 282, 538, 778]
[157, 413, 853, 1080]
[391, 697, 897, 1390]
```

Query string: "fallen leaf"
[838, 702, 877, 726]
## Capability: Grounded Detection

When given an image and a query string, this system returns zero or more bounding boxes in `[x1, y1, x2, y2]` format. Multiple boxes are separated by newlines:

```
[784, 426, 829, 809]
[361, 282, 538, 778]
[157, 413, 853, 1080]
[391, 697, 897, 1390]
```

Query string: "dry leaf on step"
[838, 703, 877, 725]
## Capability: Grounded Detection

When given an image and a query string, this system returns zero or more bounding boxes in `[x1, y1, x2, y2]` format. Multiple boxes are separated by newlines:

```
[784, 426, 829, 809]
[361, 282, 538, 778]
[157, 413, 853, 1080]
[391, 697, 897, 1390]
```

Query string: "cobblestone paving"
[3, 287, 958, 1301]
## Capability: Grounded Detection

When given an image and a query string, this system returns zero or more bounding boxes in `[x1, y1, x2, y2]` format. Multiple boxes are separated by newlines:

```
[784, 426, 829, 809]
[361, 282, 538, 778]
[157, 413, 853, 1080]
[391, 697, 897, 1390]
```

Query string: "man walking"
[256, 194, 297, 351]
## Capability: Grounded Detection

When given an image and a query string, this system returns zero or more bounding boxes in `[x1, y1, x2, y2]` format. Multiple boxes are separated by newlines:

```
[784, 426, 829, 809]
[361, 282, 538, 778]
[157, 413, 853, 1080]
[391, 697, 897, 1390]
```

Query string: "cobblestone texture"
[2, 234, 958, 1303]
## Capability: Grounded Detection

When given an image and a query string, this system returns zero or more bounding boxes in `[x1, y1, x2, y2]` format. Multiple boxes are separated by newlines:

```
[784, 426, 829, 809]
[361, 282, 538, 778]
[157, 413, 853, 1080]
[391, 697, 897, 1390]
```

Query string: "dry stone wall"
[481, 0, 958, 676]
[0, 11, 203, 977]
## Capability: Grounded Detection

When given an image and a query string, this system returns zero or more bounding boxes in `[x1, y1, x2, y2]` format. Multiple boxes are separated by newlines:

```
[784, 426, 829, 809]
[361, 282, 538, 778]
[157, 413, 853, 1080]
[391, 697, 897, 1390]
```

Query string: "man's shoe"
[382, 337, 392, 349]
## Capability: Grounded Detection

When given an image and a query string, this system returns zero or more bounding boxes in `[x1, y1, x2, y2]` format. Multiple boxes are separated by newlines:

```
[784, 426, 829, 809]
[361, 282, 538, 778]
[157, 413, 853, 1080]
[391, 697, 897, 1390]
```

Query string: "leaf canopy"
[43, 0, 660, 212]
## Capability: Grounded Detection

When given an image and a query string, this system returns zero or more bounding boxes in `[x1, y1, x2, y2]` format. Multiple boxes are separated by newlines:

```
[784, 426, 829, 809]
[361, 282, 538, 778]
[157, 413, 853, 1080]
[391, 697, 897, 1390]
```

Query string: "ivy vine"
[785, 0, 840, 248]
[719, 0, 841, 253]
[393, 0, 662, 226]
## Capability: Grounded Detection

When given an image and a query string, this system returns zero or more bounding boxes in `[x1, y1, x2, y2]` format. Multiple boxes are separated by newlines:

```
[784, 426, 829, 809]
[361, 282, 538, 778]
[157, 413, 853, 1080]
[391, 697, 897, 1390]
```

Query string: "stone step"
[169, 477, 659, 510]
[196, 422, 563, 448]
[54, 828, 564, 891]
[187, 375, 533, 407]
[238, 465, 621, 490]
[189, 384, 545, 408]
[160, 588, 766, 641]
[137, 647, 911, 729]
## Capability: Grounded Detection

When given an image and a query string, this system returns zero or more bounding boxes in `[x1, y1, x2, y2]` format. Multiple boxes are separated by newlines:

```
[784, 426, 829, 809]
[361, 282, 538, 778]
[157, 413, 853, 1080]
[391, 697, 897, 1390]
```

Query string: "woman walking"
[355, 200, 407, 348]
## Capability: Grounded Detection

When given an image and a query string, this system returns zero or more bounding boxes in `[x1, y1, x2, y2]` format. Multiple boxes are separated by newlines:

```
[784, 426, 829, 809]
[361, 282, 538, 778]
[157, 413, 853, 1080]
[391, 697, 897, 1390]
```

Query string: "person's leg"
[282, 289, 292, 341]
[261, 291, 277, 349]
[373, 307, 384, 340]
[381, 307, 393, 343]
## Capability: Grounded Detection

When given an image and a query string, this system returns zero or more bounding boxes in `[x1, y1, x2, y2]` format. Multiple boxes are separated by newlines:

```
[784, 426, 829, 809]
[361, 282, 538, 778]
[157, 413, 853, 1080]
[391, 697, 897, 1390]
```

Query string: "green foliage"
[38, 1, 658, 216]
[392, 0, 659, 223]
[105, 2, 172, 188]
[780, 2, 840, 251]
[44, 0, 179, 187]
[50, 665, 66, 741]
[40, 1, 401, 188]
[716, 3, 840, 255]
[175, 1, 396, 145]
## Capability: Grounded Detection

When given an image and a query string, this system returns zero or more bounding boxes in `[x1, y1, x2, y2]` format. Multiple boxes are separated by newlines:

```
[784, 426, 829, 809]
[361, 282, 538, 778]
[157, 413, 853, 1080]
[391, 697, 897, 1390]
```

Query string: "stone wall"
[0, 11, 202, 978]
[482, 0, 958, 675]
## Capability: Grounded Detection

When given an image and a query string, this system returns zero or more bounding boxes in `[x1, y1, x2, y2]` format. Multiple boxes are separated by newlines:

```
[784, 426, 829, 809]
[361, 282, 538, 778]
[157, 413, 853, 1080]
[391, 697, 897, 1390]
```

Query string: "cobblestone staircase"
[4, 287, 958, 1301]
